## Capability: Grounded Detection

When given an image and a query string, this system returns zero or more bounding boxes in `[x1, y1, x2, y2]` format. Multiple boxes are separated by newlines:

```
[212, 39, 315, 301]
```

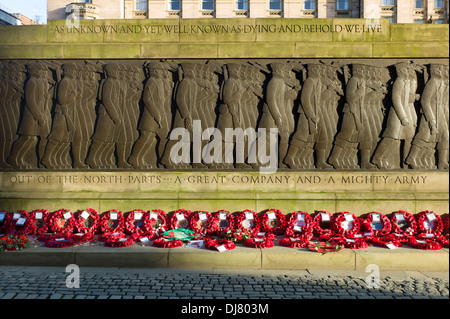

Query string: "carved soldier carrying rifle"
[406, 64, 449, 170]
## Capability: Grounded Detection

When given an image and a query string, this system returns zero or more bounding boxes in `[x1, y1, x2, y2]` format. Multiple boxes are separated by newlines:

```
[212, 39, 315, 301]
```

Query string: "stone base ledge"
[0, 244, 447, 272]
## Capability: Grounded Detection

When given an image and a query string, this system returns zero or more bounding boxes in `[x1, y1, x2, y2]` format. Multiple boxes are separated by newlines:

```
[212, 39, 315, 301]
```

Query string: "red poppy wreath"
[260, 209, 287, 235]
[99, 210, 125, 234]
[389, 211, 417, 238]
[244, 237, 274, 249]
[211, 210, 234, 235]
[204, 238, 236, 251]
[28, 209, 50, 236]
[285, 211, 314, 239]
[416, 211, 444, 237]
[48, 209, 77, 236]
[125, 209, 150, 239]
[331, 212, 361, 238]
[312, 211, 334, 236]
[170, 209, 192, 230]
[189, 211, 214, 236]
[152, 237, 183, 248]
[145, 209, 169, 240]
[75, 208, 100, 235]
[279, 236, 310, 248]
[234, 209, 261, 237]
[361, 212, 392, 237]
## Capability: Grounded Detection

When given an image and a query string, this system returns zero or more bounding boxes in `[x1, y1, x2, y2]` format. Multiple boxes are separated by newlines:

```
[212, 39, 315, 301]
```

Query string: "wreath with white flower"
[331, 212, 361, 238]
[416, 211, 444, 237]
[285, 211, 314, 239]
[99, 209, 126, 234]
[233, 209, 261, 237]
[189, 211, 214, 236]
[145, 209, 169, 240]
[125, 209, 150, 240]
[260, 209, 287, 235]
[361, 212, 392, 237]
[75, 208, 100, 235]
[389, 210, 417, 238]
[170, 209, 192, 230]
[48, 209, 77, 236]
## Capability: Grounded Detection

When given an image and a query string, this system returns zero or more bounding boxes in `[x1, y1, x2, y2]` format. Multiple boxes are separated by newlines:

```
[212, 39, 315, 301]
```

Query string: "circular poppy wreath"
[243, 237, 274, 249]
[416, 211, 444, 237]
[71, 232, 94, 243]
[385, 233, 411, 245]
[28, 209, 50, 236]
[279, 236, 310, 248]
[152, 237, 183, 248]
[189, 211, 213, 236]
[233, 209, 261, 237]
[312, 211, 334, 236]
[361, 212, 392, 237]
[408, 236, 442, 250]
[98, 232, 126, 242]
[260, 209, 287, 235]
[369, 236, 402, 248]
[204, 238, 236, 251]
[1, 211, 27, 235]
[211, 210, 235, 235]
[125, 209, 150, 238]
[389, 211, 417, 237]
[170, 209, 192, 230]
[145, 209, 169, 240]
[331, 212, 361, 238]
[99, 210, 125, 234]
[10, 210, 32, 235]
[44, 237, 75, 248]
[48, 209, 77, 236]
[285, 211, 314, 239]
[104, 236, 134, 248]
[75, 208, 100, 235]
[343, 238, 369, 249]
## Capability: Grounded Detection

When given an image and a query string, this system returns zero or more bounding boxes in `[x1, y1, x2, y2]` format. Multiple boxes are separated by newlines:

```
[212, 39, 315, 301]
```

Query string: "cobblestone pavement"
[0, 267, 448, 301]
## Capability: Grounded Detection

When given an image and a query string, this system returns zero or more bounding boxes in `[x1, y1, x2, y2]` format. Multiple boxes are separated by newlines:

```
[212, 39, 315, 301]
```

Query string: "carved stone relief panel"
[0, 59, 448, 171]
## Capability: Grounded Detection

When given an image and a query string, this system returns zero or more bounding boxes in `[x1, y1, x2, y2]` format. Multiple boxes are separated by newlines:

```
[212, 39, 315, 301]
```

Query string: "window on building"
[270, 0, 282, 10]
[304, 0, 315, 10]
[82, 0, 92, 3]
[434, 19, 444, 24]
[135, 0, 148, 11]
[381, 16, 394, 23]
[434, 0, 444, 9]
[381, 0, 394, 6]
[414, 1, 424, 9]
[169, 0, 181, 11]
[236, 0, 248, 10]
[202, 0, 214, 10]
[414, 19, 424, 23]
[336, 0, 349, 11]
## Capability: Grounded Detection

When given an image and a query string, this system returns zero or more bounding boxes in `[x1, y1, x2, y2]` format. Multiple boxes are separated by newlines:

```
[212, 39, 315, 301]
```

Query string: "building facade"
[0, 6, 40, 25]
[48, 0, 448, 22]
